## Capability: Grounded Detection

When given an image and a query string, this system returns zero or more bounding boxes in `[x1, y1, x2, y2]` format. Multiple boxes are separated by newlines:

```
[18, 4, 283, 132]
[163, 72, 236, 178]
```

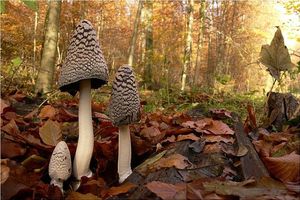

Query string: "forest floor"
[1, 89, 299, 199]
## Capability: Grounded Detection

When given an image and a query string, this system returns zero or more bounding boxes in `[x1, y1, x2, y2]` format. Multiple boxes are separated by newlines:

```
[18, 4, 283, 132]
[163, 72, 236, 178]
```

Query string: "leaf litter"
[0, 91, 299, 199]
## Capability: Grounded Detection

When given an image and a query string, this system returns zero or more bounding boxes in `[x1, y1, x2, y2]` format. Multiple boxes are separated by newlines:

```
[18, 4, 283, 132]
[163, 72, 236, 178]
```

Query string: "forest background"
[1, 0, 300, 119]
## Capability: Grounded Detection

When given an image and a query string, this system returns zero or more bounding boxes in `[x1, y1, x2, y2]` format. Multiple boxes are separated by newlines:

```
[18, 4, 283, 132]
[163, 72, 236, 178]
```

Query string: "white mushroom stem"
[73, 79, 93, 180]
[50, 179, 63, 193]
[118, 125, 132, 183]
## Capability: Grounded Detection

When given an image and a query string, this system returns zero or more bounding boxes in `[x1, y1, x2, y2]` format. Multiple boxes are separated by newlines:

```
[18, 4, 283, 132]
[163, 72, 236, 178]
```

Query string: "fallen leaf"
[151, 153, 191, 170]
[140, 126, 165, 144]
[131, 135, 153, 156]
[181, 121, 196, 129]
[9, 91, 26, 102]
[107, 182, 137, 196]
[66, 192, 101, 200]
[2, 119, 20, 136]
[146, 181, 186, 200]
[77, 178, 106, 197]
[161, 135, 176, 144]
[39, 120, 62, 146]
[1, 159, 10, 184]
[165, 127, 193, 136]
[210, 109, 232, 119]
[177, 133, 200, 142]
[263, 151, 300, 182]
[203, 143, 222, 153]
[1, 139, 27, 158]
[21, 154, 47, 172]
[203, 135, 235, 144]
[38, 105, 57, 120]
[1, 98, 10, 114]
[58, 108, 77, 122]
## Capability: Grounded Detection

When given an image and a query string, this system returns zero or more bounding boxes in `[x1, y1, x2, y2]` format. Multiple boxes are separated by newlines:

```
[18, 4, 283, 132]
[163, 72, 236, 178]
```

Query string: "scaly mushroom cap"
[109, 65, 140, 126]
[58, 20, 108, 95]
[49, 141, 72, 182]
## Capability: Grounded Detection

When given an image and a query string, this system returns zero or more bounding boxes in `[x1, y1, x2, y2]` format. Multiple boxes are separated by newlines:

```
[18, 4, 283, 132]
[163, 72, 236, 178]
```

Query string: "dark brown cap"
[109, 65, 140, 126]
[58, 20, 108, 95]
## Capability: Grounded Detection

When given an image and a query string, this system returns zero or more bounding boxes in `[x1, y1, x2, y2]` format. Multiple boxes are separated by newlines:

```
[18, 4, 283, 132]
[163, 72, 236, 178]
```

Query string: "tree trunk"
[181, 0, 194, 91]
[35, 0, 61, 95]
[128, 0, 143, 67]
[143, 0, 153, 88]
[193, 0, 206, 86]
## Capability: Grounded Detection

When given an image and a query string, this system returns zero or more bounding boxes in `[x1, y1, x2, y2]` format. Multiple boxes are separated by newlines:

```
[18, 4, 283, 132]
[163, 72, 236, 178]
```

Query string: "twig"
[38, 90, 60, 109]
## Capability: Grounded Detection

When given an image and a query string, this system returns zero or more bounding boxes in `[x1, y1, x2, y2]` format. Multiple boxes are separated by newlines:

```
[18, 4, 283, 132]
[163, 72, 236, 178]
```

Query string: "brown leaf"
[1, 139, 27, 158]
[204, 135, 235, 144]
[9, 91, 26, 102]
[203, 143, 222, 153]
[94, 112, 110, 121]
[39, 120, 62, 146]
[1, 98, 10, 114]
[146, 181, 186, 200]
[131, 135, 153, 156]
[66, 192, 101, 200]
[151, 153, 191, 170]
[2, 119, 20, 136]
[161, 135, 176, 144]
[107, 182, 137, 196]
[1, 159, 10, 184]
[140, 126, 165, 144]
[181, 121, 196, 129]
[263, 151, 300, 182]
[210, 108, 232, 119]
[38, 105, 57, 120]
[177, 133, 200, 142]
[165, 127, 193, 136]
[58, 108, 77, 122]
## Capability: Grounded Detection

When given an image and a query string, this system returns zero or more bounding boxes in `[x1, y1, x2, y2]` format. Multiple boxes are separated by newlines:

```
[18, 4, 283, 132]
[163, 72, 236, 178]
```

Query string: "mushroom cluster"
[58, 19, 108, 182]
[49, 20, 140, 191]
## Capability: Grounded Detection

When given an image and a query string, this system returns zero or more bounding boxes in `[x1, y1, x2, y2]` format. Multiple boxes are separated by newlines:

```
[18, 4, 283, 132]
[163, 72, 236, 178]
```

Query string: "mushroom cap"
[109, 65, 140, 126]
[49, 141, 72, 182]
[58, 20, 108, 95]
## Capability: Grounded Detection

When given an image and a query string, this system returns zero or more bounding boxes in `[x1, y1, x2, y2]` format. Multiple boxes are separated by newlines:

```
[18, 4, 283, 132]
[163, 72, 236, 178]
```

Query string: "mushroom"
[108, 65, 140, 183]
[58, 20, 108, 181]
[49, 141, 72, 192]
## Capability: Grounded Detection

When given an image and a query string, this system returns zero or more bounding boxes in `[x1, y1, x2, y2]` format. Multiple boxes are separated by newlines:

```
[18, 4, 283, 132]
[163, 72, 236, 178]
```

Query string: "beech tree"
[35, 0, 61, 94]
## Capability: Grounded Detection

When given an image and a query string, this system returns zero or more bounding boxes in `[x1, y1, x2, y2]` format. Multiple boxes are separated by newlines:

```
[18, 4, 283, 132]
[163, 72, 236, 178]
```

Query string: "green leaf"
[259, 27, 294, 80]
[22, 0, 38, 11]
[0, 1, 6, 14]
[11, 57, 22, 67]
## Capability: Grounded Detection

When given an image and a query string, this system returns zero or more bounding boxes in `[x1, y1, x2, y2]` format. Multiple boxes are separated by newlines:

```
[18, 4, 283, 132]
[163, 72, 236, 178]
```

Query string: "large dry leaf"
[1, 139, 27, 158]
[1, 159, 10, 184]
[38, 105, 57, 120]
[259, 27, 294, 80]
[107, 182, 137, 196]
[39, 120, 62, 146]
[140, 126, 165, 144]
[2, 119, 20, 136]
[151, 153, 191, 170]
[263, 151, 300, 182]
[66, 192, 101, 200]
[203, 135, 235, 144]
[146, 181, 186, 200]
[1, 98, 10, 114]
[177, 133, 200, 142]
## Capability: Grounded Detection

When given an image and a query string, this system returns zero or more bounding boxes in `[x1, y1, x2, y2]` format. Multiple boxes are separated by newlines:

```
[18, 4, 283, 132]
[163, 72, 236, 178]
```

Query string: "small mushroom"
[109, 65, 140, 183]
[58, 20, 108, 181]
[49, 141, 72, 192]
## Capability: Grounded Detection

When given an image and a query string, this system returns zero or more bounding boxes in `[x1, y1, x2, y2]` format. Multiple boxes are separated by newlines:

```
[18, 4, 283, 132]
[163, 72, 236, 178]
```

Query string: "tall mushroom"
[49, 141, 72, 193]
[109, 65, 140, 183]
[58, 20, 108, 181]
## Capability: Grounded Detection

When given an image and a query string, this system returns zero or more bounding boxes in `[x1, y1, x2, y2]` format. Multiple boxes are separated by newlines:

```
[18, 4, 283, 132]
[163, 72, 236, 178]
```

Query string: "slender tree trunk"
[128, 0, 143, 67]
[143, 0, 153, 88]
[193, 0, 206, 86]
[35, 0, 61, 94]
[181, 0, 194, 91]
